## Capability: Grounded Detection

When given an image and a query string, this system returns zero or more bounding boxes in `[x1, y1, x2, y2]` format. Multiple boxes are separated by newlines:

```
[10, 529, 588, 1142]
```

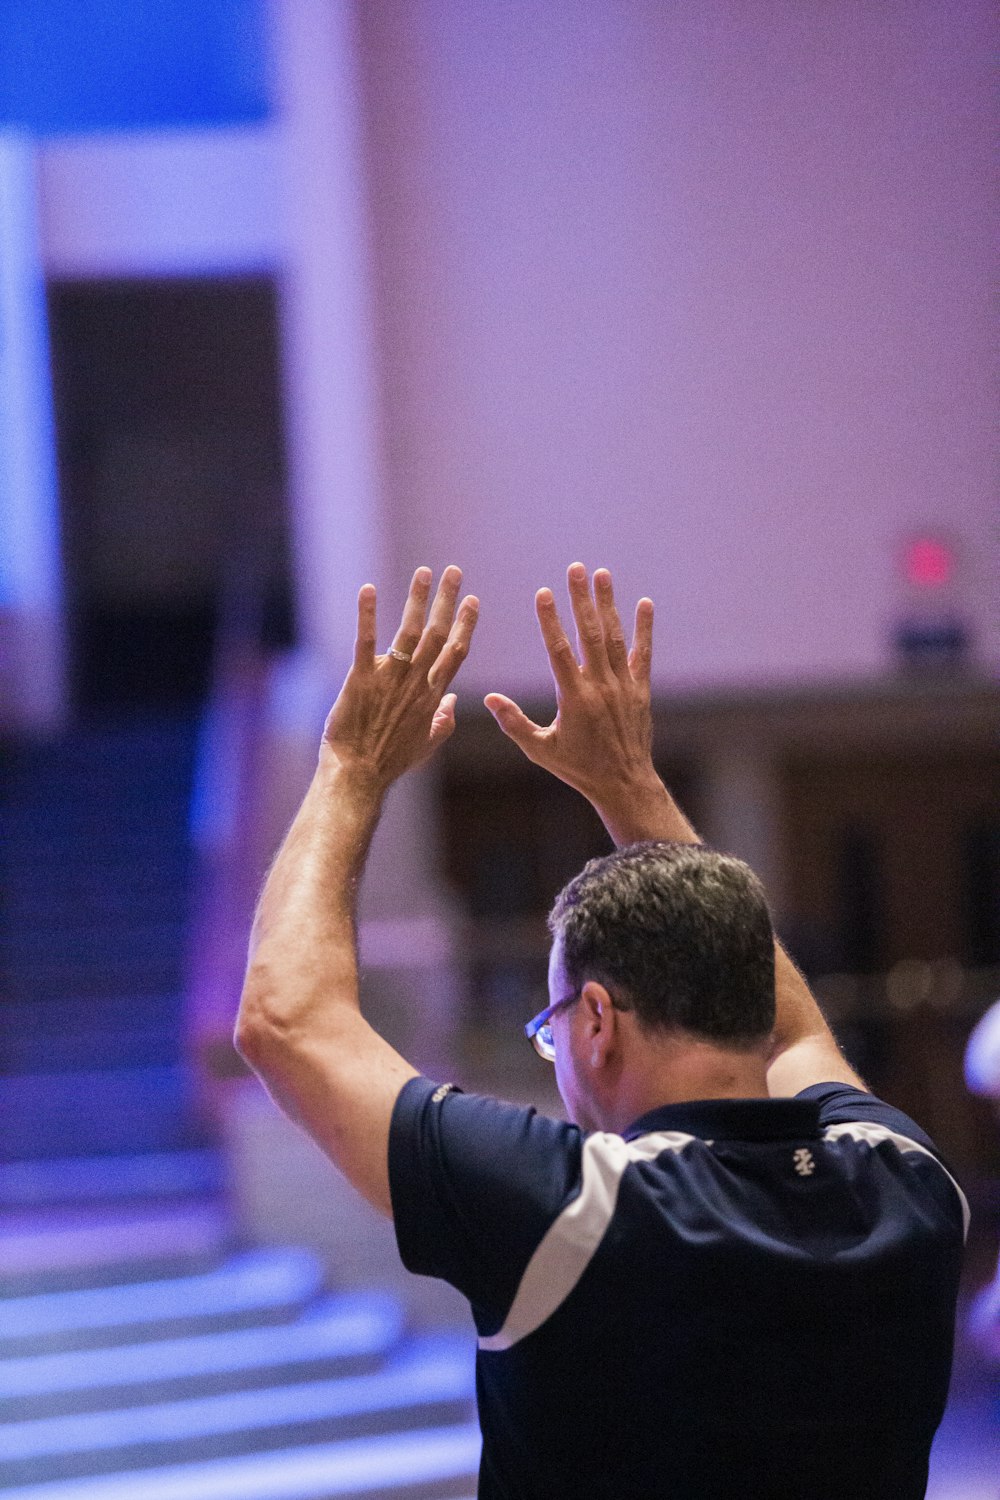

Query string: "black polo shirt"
[389, 1078, 967, 1500]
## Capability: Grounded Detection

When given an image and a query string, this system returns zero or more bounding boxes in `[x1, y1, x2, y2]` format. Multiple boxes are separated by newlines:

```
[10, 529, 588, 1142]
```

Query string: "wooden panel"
[782, 751, 999, 970]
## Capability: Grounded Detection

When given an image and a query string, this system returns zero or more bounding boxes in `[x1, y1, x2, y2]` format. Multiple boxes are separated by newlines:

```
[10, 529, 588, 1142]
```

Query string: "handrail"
[183, 547, 276, 1118]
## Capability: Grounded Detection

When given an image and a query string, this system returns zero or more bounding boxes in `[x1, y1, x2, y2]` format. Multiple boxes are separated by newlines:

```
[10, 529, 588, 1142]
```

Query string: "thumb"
[428, 693, 458, 751]
[484, 693, 542, 750]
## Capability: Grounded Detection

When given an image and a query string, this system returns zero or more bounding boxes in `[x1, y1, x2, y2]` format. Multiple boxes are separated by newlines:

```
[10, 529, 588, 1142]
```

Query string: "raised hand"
[323, 565, 479, 790]
[485, 563, 657, 817]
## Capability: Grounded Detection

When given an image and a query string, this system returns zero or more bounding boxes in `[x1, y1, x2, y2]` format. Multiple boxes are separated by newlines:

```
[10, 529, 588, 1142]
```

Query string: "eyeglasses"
[524, 992, 580, 1062]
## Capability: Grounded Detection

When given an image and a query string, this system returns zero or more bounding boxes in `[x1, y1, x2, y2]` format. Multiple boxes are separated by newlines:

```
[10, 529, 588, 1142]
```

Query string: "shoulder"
[797, 1080, 936, 1145]
[800, 1081, 969, 1241]
[390, 1076, 583, 1189]
[388, 1077, 587, 1328]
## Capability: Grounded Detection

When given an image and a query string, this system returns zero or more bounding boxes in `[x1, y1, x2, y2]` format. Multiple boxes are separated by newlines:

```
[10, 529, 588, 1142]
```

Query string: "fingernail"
[569, 562, 586, 579]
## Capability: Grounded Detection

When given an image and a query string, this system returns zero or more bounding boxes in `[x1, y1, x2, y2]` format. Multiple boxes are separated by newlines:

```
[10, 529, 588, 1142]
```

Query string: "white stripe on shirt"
[479, 1117, 968, 1354]
[822, 1120, 970, 1240]
[478, 1130, 695, 1353]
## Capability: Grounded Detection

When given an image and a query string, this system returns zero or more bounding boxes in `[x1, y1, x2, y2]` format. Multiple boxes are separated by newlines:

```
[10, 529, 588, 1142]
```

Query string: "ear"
[580, 980, 618, 1069]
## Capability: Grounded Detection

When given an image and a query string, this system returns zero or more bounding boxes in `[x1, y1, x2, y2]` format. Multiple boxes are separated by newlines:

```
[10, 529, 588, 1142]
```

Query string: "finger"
[353, 584, 377, 671]
[567, 562, 611, 677]
[628, 596, 654, 686]
[389, 566, 433, 660]
[484, 693, 545, 752]
[535, 587, 581, 695]
[593, 568, 629, 679]
[427, 693, 458, 753]
[413, 564, 462, 667]
[427, 595, 479, 693]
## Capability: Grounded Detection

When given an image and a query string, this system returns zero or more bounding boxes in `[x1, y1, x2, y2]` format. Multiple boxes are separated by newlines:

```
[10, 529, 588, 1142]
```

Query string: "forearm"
[232, 565, 473, 1214]
[234, 748, 422, 1214]
[495, 564, 859, 1094]
[590, 771, 699, 849]
[237, 753, 384, 1063]
[591, 768, 842, 1077]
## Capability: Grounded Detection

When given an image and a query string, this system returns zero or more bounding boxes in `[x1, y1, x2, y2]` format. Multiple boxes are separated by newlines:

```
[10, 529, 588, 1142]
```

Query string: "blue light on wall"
[0, 0, 270, 136]
[0, 136, 61, 615]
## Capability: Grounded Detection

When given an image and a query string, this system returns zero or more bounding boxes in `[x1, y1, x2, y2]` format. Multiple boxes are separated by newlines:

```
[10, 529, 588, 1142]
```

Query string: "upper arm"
[767, 1032, 867, 1098]
[238, 1008, 418, 1217]
[389, 1083, 583, 1331]
[767, 943, 867, 1097]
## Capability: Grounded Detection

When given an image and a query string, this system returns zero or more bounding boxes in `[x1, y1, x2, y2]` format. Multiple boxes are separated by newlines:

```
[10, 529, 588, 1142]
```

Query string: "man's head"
[545, 842, 776, 1126]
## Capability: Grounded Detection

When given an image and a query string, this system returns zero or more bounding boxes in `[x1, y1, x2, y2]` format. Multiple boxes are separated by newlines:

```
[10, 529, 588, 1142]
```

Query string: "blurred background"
[0, 2, 997, 1496]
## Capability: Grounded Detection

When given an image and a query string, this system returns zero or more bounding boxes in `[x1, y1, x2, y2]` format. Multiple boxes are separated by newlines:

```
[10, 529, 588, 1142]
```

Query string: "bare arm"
[235, 566, 479, 1215]
[486, 563, 864, 1097]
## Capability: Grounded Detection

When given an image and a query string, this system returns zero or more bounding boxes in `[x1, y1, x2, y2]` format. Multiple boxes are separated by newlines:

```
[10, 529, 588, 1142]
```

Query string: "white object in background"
[37, 127, 283, 279]
[964, 998, 1000, 1098]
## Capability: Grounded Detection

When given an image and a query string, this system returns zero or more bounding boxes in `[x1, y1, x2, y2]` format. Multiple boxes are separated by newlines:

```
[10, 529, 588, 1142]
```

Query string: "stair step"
[1, 885, 186, 918]
[0, 790, 190, 817]
[0, 1333, 476, 1486]
[1, 718, 197, 767]
[1, 1023, 182, 1074]
[0, 1067, 198, 1158]
[0, 999, 184, 1073]
[0, 1292, 405, 1418]
[0, 830, 189, 853]
[0, 805, 190, 840]
[0, 860, 191, 891]
[0, 1151, 224, 1209]
[0, 1203, 230, 1293]
[0, 996, 182, 1037]
[0, 1248, 325, 1356]
[0, 1422, 482, 1500]
[0, 931, 185, 970]
[0, 967, 186, 1005]
[1, 717, 198, 1156]
[0, 926, 186, 966]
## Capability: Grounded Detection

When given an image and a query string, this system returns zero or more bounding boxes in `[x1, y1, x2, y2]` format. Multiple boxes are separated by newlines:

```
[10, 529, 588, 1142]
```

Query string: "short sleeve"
[388, 1077, 584, 1335]
[797, 1082, 940, 1154]
[799, 1082, 968, 1240]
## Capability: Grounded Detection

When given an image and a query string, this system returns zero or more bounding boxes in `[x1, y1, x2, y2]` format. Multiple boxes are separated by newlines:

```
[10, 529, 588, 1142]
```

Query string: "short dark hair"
[548, 841, 775, 1047]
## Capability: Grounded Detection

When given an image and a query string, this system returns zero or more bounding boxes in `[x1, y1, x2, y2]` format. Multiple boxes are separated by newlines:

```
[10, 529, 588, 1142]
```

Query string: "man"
[236, 563, 966, 1499]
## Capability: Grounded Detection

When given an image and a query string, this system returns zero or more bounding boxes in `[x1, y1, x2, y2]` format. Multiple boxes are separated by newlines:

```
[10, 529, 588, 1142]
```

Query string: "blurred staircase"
[0, 718, 480, 1496]
[0, 716, 202, 1162]
[0, 1231, 479, 1499]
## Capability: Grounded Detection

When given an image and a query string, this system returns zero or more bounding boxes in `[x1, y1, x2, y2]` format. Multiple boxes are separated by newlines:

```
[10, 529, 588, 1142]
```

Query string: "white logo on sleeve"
[793, 1148, 816, 1177]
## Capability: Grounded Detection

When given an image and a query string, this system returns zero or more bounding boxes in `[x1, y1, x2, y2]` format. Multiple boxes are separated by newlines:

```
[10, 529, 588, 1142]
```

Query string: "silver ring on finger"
[387, 647, 413, 664]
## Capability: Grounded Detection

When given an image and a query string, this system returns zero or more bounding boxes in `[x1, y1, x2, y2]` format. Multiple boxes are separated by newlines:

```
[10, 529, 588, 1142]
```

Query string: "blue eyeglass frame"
[524, 991, 580, 1061]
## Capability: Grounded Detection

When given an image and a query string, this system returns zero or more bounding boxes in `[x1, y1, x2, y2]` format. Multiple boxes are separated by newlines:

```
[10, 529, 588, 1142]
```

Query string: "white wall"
[359, 0, 997, 694]
[38, 126, 283, 279]
[32, 0, 997, 694]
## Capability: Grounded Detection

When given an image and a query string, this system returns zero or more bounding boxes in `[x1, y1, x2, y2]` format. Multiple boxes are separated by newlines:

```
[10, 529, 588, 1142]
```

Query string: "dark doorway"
[48, 277, 293, 712]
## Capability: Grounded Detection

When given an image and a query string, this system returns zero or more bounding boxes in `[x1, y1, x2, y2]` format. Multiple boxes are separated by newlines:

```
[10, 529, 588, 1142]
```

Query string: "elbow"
[234, 1001, 264, 1075]
[233, 1005, 263, 1072]
[234, 961, 285, 1073]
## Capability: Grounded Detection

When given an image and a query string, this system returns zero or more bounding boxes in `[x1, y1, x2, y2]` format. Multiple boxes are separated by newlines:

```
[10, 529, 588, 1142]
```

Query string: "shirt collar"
[624, 1095, 822, 1144]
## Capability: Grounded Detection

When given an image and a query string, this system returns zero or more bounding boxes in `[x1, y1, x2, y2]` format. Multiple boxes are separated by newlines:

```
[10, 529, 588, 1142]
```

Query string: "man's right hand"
[485, 564, 684, 846]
